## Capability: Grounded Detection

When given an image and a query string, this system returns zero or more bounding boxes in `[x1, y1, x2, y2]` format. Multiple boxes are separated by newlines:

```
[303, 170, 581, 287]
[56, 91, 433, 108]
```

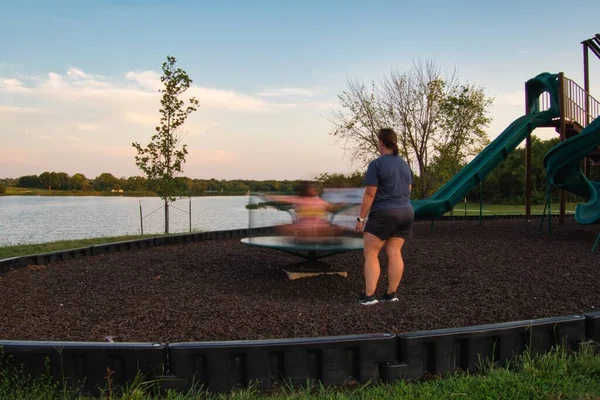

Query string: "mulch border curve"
[2, 213, 594, 396]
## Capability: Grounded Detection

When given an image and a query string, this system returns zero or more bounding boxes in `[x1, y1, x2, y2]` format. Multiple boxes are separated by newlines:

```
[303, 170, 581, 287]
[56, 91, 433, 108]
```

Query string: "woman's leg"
[384, 237, 406, 294]
[363, 232, 386, 296]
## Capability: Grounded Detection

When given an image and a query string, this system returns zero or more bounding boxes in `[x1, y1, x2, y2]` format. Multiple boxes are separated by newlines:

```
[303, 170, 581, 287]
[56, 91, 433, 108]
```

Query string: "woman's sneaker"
[380, 292, 399, 302]
[358, 293, 378, 305]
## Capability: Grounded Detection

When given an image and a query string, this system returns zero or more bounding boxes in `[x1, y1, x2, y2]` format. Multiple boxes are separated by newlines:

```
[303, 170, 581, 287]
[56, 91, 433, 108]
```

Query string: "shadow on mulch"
[0, 219, 598, 343]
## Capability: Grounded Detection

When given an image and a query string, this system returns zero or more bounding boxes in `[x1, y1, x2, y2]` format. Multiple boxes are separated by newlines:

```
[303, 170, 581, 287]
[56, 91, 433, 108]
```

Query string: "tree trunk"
[164, 199, 169, 234]
[416, 157, 428, 198]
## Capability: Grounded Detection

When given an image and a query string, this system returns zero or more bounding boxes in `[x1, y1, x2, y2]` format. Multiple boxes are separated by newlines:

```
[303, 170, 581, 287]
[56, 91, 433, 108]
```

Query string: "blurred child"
[265, 181, 351, 240]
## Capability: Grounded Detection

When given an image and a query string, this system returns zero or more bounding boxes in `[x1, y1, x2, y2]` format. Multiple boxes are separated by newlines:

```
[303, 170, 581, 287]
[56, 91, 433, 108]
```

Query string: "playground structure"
[412, 72, 600, 223]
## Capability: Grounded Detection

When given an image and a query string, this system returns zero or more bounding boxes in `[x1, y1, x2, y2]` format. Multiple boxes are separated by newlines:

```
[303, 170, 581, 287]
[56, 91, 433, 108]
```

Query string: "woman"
[355, 128, 414, 305]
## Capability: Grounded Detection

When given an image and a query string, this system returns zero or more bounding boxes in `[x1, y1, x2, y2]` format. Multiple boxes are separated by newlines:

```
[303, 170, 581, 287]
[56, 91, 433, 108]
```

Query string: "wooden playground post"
[525, 135, 532, 220]
[558, 73, 567, 225]
[583, 40, 591, 177]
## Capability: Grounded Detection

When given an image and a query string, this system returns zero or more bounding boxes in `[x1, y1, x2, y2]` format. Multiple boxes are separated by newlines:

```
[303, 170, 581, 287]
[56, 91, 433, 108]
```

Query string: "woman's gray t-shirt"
[364, 154, 413, 211]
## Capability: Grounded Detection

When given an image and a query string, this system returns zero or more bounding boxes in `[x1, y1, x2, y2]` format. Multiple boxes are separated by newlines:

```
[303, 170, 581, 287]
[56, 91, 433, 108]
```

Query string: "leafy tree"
[132, 56, 199, 233]
[435, 84, 493, 177]
[39, 171, 60, 190]
[0, 183, 5, 195]
[70, 173, 89, 190]
[17, 175, 41, 188]
[327, 80, 391, 167]
[55, 172, 71, 190]
[315, 171, 365, 187]
[328, 59, 493, 198]
[125, 176, 148, 192]
[93, 173, 119, 192]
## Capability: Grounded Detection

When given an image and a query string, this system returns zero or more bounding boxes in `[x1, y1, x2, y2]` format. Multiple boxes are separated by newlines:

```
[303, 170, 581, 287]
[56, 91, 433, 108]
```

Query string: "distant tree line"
[2, 137, 597, 203]
[4, 171, 366, 196]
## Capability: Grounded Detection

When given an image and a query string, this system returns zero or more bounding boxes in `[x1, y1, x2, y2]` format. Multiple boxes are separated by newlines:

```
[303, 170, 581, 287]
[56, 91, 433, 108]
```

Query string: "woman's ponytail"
[378, 128, 399, 156]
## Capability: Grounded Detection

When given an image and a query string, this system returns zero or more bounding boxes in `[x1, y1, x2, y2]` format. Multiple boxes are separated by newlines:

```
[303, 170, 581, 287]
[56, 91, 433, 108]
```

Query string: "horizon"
[2, 0, 600, 181]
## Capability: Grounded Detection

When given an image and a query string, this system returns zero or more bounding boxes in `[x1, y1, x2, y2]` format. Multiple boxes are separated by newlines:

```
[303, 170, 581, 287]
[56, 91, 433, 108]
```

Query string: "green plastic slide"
[412, 110, 557, 219]
[412, 72, 560, 219]
[543, 115, 600, 224]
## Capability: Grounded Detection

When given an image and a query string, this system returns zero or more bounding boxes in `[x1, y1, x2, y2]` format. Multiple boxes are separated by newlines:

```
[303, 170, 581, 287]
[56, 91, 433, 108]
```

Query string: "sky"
[1, 0, 600, 181]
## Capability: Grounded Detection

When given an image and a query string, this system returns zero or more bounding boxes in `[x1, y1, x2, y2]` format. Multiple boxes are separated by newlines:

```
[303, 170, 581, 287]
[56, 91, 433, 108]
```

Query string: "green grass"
[1, 343, 599, 399]
[446, 202, 579, 216]
[0, 233, 195, 260]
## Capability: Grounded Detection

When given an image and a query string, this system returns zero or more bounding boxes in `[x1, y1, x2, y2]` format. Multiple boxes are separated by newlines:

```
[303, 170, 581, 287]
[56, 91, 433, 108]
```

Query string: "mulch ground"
[0, 218, 599, 343]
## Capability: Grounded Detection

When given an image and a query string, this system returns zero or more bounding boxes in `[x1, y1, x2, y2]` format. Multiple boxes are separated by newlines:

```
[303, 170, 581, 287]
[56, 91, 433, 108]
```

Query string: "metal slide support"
[539, 175, 552, 234]
[548, 178, 553, 236]
[593, 232, 600, 254]
[479, 181, 483, 225]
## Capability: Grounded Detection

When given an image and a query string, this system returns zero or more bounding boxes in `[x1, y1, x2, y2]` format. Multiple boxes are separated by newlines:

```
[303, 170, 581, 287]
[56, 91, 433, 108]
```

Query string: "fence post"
[189, 196, 192, 233]
[139, 200, 144, 235]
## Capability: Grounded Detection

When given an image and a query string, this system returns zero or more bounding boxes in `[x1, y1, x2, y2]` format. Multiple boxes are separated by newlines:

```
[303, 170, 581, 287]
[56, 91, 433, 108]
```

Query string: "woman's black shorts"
[364, 206, 414, 240]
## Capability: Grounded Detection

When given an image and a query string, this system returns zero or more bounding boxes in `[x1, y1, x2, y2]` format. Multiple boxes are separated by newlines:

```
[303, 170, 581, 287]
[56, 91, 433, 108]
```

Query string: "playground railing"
[563, 77, 600, 128]
[534, 75, 600, 129]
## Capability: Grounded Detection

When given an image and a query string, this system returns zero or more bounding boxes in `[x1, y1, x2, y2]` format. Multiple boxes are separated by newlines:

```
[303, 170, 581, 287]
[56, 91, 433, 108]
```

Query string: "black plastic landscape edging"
[1, 313, 599, 395]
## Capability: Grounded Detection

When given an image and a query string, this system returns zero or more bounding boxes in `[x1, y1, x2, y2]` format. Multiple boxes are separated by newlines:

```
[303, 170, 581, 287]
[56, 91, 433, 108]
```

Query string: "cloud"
[190, 86, 273, 112]
[0, 78, 31, 93]
[0, 65, 351, 179]
[1, 68, 283, 113]
[258, 87, 325, 98]
[76, 123, 101, 131]
[38, 135, 84, 141]
[124, 112, 157, 127]
[207, 150, 235, 162]
[67, 67, 89, 80]
[0, 105, 41, 114]
[125, 70, 162, 91]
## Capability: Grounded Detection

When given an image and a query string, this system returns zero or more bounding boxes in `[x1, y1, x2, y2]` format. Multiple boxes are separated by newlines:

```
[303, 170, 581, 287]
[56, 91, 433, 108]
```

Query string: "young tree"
[132, 56, 199, 234]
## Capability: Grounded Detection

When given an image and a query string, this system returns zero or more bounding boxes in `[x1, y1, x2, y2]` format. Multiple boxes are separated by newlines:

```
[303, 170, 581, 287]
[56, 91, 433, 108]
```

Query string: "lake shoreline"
[1, 190, 251, 197]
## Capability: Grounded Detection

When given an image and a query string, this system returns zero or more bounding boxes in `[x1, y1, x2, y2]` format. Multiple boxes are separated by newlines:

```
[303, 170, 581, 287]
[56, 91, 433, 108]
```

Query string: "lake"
[0, 196, 294, 246]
